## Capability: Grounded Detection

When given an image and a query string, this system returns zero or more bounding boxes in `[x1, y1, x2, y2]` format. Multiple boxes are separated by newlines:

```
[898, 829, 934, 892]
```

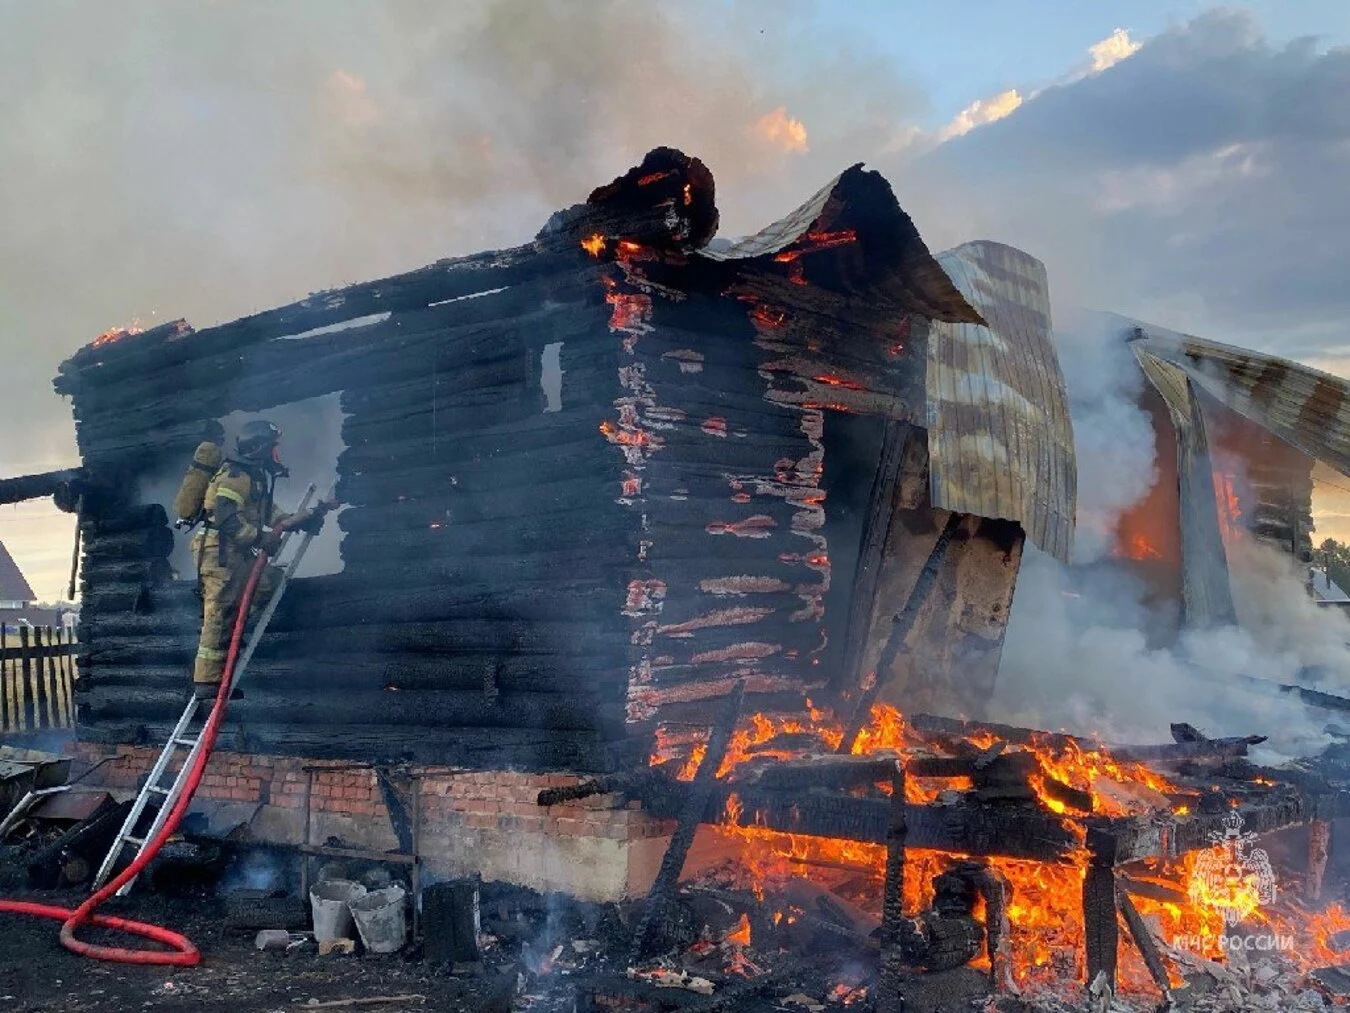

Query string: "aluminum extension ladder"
[91, 486, 319, 895]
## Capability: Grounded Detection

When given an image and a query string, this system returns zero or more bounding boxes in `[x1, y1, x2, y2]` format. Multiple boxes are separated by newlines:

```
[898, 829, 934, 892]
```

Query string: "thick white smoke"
[991, 309, 1350, 761]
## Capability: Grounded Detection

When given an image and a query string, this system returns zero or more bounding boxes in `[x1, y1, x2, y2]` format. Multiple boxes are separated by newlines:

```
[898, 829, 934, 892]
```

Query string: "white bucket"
[348, 885, 408, 954]
[310, 879, 367, 942]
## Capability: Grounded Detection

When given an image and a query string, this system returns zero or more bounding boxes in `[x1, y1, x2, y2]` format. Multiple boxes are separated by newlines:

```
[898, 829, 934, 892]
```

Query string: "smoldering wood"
[1109, 735, 1266, 763]
[0, 469, 84, 507]
[1116, 888, 1172, 1002]
[632, 680, 745, 961]
[876, 765, 909, 1013]
[838, 511, 965, 754]
[1082, 860, 1118, 991]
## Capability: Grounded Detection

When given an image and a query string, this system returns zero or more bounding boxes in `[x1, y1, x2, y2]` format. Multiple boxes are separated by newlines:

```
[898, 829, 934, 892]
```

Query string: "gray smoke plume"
[991, 310, 1350, 760]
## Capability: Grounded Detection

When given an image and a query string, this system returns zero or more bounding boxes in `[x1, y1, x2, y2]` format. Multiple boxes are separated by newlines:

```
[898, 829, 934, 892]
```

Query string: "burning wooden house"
[14, 148, 1350, 1006]
[34, 148, 1076, 782]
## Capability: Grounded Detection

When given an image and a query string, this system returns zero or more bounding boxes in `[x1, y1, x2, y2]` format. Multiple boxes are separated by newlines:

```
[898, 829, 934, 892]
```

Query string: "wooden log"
[876, 765, 908, 1013]
[1109, 736, 1266, 763]
[1117, 888, 1171, 1003]
[0, 469, 84, 507]
[56, 244, 560, 390]
[83, 503, 170, 536]
[79, 685, 624, 734]
[1082, 859, 1119, 991]
[539, 146, 718, 254]
[76, 719, 633, 772]
[82, 527, 174, 562]
[632, 680, 745, 960]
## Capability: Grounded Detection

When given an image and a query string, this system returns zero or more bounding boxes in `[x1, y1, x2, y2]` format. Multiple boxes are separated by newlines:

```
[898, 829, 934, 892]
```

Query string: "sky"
[2, 0, 1349, 600]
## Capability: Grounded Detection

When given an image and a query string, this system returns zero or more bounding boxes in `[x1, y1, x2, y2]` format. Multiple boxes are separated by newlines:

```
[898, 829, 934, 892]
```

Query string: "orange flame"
[580, 233, 606, 256]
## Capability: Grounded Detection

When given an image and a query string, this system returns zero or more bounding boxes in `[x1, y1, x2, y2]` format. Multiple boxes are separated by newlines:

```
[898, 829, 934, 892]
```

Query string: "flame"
[92, 321, 145, 348]
[580, 233, 606, 256]
[773, 230, 857, 263]
[1214, 472, 1243, 543]
[1112, 533, 1163, 561]
[812, 374, 864, 391]
[724, 912, 751, 947]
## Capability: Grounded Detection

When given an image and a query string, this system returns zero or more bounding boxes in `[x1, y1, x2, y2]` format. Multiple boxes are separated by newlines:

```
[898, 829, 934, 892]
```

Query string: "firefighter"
[189, 420, 329, 700]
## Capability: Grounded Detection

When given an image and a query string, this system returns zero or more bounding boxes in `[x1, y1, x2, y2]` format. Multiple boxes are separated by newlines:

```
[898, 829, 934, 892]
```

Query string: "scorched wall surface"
[57, 148, 1070, 772]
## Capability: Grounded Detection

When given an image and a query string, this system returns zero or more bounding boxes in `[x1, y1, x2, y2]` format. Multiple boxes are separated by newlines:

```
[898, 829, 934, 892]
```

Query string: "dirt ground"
[0, 888, 518, 1013]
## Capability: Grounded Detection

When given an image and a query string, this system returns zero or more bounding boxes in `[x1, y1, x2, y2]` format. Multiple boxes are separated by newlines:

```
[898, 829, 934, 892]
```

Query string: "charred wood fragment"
[838, 511, 965, 754]
[631, 680, 744, 961]
[1117, 887, 1172, 1003]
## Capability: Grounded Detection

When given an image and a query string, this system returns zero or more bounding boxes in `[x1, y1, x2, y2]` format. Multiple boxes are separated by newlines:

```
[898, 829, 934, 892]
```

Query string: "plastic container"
[348, 885, 407, 954]
[309, 879, 366, 942]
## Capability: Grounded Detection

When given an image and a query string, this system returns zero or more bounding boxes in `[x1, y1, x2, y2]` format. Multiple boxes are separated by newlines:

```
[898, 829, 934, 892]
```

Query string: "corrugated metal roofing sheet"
[1130, 327, 1350, 477]
[701, 172, 845, 262]
[925, 241, 1076, 563]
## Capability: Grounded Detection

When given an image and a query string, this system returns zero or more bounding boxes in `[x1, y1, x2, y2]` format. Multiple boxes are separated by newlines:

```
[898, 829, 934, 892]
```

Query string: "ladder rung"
[146, 785, 171, 795]
[173, 737, 198, 747]
[123, 835, 145, 847]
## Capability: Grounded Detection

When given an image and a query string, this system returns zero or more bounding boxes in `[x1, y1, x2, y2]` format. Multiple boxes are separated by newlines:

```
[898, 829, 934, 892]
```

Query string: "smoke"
[990, 310, 1350, 759]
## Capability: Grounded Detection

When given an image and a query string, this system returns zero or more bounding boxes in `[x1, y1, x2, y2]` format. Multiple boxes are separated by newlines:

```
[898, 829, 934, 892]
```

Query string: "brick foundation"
[72, 741, 675, 902]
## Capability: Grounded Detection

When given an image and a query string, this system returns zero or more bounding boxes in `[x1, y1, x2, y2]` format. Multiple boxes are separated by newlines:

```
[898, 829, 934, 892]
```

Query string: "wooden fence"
[0, 625, 77, 733]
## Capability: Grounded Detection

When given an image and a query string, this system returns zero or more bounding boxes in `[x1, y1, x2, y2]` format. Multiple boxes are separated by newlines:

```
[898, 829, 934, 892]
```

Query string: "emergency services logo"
[1188, 809, 1278, 927]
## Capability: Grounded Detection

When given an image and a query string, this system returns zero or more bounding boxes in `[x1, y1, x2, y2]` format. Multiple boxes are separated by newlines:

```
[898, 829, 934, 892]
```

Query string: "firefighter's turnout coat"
[190, 462, 290, 686]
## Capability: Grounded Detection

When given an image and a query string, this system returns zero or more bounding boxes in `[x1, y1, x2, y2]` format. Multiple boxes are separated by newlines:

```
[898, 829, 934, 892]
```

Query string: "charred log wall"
[63, 251, 644, 771]
[58, 148, 994, 772]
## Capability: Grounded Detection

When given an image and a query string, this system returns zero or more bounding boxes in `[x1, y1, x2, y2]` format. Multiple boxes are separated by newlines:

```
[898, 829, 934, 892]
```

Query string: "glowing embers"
[580, 233, 606, 257]
[92, 320, 147, 348]
[606, 290, 654, 337]
[772, 229, 859, 263]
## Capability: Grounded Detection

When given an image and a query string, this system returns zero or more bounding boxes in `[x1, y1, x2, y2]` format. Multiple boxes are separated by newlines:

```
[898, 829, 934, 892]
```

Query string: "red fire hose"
[0, 553, 268, 965]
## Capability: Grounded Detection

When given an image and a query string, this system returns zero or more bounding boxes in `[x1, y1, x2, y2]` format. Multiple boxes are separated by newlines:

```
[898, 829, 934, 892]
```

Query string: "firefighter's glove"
[290, 510, 326, 536]
[259, 530, 284, 556]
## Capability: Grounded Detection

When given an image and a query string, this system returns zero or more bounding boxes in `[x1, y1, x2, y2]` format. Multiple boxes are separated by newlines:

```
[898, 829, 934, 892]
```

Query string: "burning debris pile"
[527, 697, 1350, 1011]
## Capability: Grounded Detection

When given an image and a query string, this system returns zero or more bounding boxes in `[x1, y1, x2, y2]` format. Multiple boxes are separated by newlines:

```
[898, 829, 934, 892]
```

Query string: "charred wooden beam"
[1082, 858, 1118, 992]
[838, 511, 965, 754]
[908, 713, 1087, 752]
[539, 147, 718, 254]
[0, 469, 83, 507]
[1117, 888, 1172, 1003]
[1110, 735, 1266, 763]
[631, 680, 745, 961]
[876, 765, 909, 1013]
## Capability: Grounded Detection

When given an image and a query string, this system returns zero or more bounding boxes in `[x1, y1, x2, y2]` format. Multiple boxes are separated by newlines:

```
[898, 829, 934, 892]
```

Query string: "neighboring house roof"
[926, 241, 1077, 563]
[0, 540, 36, 603]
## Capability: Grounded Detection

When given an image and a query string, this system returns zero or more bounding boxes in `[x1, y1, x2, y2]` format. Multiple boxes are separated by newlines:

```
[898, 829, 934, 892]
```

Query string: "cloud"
[753, 107, 810, 153]
[936, 89, 1024, 142]
[1088, 27, 1142, 74]
[893, 9, 1350, 342]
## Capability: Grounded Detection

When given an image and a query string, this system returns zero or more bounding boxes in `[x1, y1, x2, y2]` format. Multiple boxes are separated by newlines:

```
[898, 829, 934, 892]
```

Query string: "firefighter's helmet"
[236, 420, 283, 469]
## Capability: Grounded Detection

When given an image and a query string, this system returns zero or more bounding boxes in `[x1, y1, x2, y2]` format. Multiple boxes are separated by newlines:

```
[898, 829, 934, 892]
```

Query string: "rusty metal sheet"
[1130, 326, 1350, 478]
[925, 241, 1076, 563]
